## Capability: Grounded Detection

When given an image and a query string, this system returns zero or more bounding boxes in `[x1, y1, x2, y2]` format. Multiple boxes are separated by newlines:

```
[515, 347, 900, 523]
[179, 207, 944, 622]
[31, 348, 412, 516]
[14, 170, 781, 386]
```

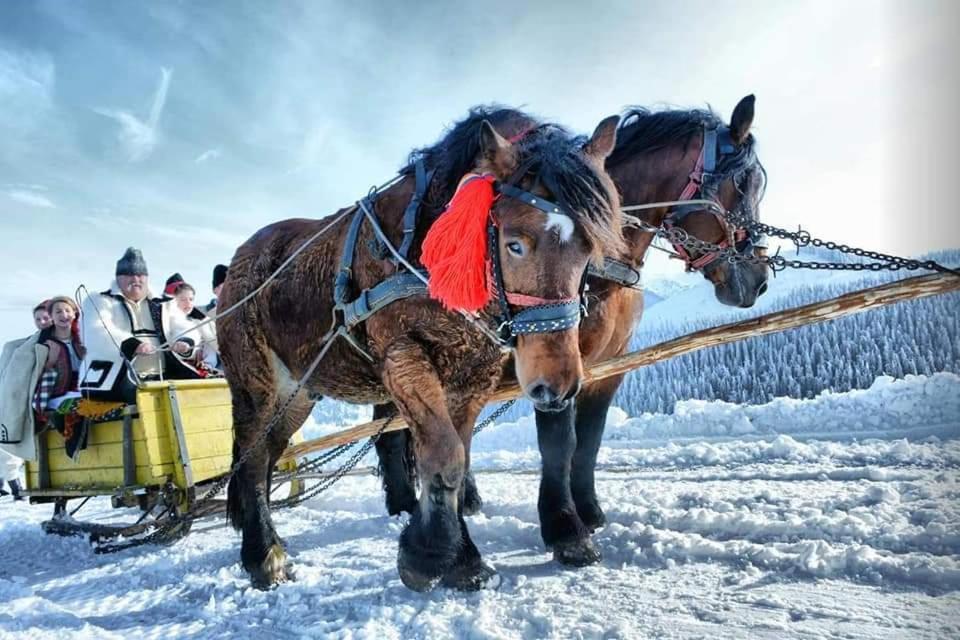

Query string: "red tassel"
[421, 174, 496, 313]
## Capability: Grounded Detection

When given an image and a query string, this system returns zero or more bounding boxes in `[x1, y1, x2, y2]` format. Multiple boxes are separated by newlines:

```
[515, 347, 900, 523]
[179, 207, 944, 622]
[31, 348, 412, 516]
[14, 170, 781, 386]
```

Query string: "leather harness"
[332, 160, 593, 354]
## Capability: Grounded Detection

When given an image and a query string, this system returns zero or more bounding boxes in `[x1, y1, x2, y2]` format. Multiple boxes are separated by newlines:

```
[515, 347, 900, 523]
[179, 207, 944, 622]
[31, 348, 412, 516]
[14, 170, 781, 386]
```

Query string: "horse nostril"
[757, 281, 768, 297]
[564, 379, 582, 402]
[527, 381, 558, 405]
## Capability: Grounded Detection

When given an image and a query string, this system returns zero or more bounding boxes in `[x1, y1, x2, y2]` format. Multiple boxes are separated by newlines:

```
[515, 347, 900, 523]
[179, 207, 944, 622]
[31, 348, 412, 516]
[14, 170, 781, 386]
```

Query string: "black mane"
[608, 107, 723, 166]
[609, 105, 765, 209]
[404, 105, 622, 255]
[403, 105, 540, 208]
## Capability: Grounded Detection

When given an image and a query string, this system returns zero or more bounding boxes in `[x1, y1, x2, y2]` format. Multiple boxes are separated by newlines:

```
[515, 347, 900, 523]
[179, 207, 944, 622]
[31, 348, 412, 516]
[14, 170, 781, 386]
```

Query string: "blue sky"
[1, 1, 957, 343]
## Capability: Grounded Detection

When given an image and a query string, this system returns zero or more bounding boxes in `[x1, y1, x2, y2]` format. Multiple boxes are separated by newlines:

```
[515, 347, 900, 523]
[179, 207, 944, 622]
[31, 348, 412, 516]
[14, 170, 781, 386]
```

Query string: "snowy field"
[1, 374, 959, 639]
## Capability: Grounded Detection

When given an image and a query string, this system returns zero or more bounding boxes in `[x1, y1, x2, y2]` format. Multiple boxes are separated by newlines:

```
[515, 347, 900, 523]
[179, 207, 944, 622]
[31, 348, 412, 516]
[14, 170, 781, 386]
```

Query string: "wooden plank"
[37, 462, 175, 489]
[189, 456, 232, 484]
[174, 405, 235, 435]
[277, 272, 960, 464]
[42, 439, 147, 469]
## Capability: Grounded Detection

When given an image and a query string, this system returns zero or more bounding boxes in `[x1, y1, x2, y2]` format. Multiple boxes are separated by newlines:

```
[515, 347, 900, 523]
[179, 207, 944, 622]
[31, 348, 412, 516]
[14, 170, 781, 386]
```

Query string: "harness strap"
[510, 300, 581, 335]
[702, 127, 719, 173]
[506, 292, 578, 307]
[666, 126, 734, 271]
[397, 159, 435, 262]
[495, 182, 569, 217]
[341, 271, 429, 328]
[587, 257, 642, 289]
[334, 203, 370, 305]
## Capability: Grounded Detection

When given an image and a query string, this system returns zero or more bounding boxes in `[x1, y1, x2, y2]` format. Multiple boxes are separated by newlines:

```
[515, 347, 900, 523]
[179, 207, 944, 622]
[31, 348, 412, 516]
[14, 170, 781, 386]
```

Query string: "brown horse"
[218, 108, 625, 591]
[375, 95, 770, 565]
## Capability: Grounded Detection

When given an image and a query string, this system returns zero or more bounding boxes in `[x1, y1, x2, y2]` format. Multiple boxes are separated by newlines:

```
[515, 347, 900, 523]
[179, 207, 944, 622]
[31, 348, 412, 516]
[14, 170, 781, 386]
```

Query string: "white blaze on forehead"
[544, 211, 575, 243]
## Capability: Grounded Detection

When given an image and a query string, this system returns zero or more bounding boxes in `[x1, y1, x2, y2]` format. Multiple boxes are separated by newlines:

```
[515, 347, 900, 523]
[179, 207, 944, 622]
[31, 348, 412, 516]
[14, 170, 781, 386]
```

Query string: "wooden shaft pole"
[278, 272, 960, 464]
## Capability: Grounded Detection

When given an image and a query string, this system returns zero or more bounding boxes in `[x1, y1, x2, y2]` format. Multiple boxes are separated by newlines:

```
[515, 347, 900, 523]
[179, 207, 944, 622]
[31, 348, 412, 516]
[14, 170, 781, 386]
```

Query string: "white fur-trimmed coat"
[79, 282, 200, 398]
[0, 333, 46, 461]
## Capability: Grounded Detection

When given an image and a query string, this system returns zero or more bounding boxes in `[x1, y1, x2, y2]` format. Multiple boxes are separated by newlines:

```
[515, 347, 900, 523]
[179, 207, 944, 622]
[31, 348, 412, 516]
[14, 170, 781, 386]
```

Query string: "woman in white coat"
[165, 276, 220, 372]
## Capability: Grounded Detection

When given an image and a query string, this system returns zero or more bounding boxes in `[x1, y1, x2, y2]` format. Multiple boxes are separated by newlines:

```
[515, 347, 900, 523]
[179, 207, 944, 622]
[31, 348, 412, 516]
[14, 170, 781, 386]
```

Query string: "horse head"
[610, 94, 771, 308]
[423, 116, 624, 412]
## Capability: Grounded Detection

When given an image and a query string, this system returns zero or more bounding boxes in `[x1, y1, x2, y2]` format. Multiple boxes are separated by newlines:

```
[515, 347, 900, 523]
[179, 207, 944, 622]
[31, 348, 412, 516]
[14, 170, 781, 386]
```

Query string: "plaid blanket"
[32, 370, 58, 424]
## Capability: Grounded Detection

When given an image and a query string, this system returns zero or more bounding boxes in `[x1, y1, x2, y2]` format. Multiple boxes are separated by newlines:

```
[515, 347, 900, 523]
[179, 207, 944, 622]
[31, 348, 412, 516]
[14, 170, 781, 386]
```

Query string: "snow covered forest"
[618, 248, 960, 414]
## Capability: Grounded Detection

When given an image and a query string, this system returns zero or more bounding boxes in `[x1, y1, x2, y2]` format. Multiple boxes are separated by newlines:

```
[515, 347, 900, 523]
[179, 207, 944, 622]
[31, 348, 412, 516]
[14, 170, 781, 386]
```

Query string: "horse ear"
[479, 120, 516, 177]
[583, 115, 620, 160]
[730, 94, 756, 146]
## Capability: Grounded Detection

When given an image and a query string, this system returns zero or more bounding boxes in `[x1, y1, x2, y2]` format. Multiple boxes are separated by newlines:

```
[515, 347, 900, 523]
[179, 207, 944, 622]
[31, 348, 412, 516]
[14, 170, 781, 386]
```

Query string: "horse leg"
[225, 343, 312, 588]
[461, 468, 483, 516]
[570, 376, 622, 532]
[535, 404, 600, 567]
[266, 399, 315, 507]
[382, 339, 465, 592]
[226, 387, 287, 588]
[440, 399, 498, 589]
[372, 403, 419, 516]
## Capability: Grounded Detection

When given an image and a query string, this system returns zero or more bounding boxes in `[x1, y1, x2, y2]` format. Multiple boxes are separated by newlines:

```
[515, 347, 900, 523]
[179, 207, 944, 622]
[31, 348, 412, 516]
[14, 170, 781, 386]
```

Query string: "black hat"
[212, 264, 228, 289]
[116, 247, 148, 276]
[164, 273, 186, 296]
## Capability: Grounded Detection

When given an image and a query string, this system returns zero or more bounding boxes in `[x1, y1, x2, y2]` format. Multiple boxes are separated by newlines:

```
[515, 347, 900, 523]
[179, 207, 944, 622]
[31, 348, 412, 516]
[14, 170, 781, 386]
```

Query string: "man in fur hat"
[204, 264, 228, 314]
[78, 247, 200, 403]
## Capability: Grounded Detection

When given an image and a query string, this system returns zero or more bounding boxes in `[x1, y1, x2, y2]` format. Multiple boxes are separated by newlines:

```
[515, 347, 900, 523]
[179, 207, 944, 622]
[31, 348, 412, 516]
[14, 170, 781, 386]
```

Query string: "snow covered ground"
[1, 374, 959, 639]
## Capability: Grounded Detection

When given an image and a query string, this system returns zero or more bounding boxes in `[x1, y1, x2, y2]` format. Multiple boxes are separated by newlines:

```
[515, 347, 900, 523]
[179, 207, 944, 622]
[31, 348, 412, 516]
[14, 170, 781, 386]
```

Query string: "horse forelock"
[514, 127, 624, 260]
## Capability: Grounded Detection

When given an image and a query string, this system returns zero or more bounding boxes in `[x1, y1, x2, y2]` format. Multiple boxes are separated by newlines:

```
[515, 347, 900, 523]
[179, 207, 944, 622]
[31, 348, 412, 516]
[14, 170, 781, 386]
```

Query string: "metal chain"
[95, 325, 344, 553]
[473, 398, 518, 435]
[273, 417, 394, 509]
[629, 212, 959, 276]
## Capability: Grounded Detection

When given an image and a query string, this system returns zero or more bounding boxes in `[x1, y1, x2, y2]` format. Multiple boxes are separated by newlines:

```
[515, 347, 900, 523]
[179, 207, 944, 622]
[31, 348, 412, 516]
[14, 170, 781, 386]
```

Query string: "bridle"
[623, 125, 766, 272]
[483, 178, 587, 347]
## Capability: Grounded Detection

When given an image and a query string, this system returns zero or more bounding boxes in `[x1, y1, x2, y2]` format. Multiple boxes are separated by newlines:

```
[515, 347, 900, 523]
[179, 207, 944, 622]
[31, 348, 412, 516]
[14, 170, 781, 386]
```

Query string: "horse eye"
[506, 241, 525, 257]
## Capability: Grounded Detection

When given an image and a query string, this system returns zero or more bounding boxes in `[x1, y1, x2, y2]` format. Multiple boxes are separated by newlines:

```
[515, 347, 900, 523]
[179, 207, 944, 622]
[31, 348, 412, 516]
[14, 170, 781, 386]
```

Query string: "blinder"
[661, 125, 765, 270]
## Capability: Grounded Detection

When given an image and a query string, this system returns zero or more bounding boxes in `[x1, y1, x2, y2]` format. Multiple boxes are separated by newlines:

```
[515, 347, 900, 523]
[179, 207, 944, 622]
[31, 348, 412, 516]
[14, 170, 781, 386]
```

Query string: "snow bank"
[469, 373, 960, 471]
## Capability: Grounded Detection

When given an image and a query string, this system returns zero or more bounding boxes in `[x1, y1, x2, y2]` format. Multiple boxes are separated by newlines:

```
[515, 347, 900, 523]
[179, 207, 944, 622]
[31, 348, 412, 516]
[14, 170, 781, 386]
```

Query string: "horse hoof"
[250, 544, 289, 589]
[553, 538, 602, 567]
[440, 559, 500, 591]
[397, 549, 442, 593]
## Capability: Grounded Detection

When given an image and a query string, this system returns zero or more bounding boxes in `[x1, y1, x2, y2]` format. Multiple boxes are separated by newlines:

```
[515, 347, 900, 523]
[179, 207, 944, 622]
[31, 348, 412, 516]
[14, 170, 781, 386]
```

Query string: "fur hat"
[116, 247, 149, 276]
[164, 273, 186, 296]
[212, 264, 228, 289]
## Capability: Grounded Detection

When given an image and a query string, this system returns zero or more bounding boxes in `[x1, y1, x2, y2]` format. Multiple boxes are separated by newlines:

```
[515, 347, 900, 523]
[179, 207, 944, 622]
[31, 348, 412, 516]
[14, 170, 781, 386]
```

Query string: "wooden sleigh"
[23, 378, 305, 546]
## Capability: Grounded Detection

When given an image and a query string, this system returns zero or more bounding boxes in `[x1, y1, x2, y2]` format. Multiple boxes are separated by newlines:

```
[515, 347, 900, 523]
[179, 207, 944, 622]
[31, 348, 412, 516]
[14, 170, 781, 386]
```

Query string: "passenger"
[165, 274, 220, 371]
[0, 300, 71, 465]
[78, 247, 201, 403]
[163, 272, 186, 298]
[1, 302, 53, 374]
[204, 264, 228, 314]
[34, 296, 87, 414]
[33, 302, 52, 331]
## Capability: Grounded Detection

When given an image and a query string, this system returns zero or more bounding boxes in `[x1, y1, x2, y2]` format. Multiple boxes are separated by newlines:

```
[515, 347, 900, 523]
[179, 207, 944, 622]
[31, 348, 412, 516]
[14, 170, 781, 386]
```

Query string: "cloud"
[94, 66, 172, 162]
[194, 148, 221, 164]
[6, 188, 55, 208]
